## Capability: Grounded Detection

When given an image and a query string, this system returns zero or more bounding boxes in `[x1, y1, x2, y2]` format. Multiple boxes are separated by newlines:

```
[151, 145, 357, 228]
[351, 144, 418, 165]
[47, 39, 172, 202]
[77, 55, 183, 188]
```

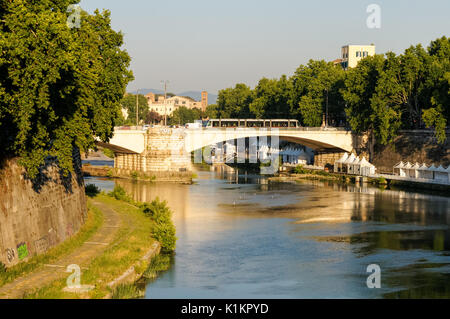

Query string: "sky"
[80, 0, 450, 95]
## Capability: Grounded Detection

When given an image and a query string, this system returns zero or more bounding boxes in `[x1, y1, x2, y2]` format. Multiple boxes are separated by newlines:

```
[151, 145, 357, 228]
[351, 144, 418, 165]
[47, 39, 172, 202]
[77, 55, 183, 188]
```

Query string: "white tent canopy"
[393, 161, 450, 183]
[394, 161, 405, 169]
[334, 153, 349, 173]
[417, 163, 433, 179]
[359, 157, 376, 176]
[434, 165, 449, 181]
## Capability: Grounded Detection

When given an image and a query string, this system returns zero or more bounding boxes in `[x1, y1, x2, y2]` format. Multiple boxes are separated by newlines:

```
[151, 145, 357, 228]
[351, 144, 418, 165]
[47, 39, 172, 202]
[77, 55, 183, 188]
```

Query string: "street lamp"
[161, 80, 169, 126]
[136, 89, 139, 128]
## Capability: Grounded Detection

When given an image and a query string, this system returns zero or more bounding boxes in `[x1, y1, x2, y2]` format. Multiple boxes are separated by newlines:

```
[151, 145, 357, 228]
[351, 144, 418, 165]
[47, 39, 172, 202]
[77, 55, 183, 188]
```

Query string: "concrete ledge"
[106, 241, 161, 290]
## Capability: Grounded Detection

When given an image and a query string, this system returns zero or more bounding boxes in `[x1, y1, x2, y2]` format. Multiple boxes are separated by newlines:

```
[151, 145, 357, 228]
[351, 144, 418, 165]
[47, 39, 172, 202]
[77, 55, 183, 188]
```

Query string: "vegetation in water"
[131, 171, 139, 180]
[143, 254, 172, 280]
[111, 283, 145, 299]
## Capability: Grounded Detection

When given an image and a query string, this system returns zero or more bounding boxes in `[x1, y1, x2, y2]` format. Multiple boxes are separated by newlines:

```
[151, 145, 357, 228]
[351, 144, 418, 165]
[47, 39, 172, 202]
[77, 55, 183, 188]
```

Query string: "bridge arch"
[183, 128, 355, 153]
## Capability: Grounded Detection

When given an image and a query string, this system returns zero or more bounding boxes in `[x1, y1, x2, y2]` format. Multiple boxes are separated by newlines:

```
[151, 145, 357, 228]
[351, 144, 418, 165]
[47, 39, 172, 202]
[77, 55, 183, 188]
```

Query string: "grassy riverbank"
[1, 185, 177, 299]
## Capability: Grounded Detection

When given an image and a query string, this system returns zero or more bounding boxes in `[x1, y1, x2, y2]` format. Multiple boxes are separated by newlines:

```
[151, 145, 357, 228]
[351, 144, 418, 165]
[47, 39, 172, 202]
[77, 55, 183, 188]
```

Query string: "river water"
[85, 165, 450, 298]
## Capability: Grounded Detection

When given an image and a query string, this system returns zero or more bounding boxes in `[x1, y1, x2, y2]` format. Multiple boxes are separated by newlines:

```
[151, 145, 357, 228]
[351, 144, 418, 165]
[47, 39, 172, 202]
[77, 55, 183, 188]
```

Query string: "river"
[84, 165, 450, 298]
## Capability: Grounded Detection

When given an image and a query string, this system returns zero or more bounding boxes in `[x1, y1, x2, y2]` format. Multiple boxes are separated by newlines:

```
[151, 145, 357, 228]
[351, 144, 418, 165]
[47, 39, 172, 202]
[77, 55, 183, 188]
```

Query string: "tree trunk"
[368, 129, 375, 162]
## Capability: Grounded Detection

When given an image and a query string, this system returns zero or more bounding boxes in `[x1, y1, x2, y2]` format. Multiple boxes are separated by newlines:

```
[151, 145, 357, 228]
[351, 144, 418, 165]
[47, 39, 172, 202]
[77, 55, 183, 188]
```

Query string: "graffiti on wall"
[16, 242, 29, 260]
[34, 236, 49, 254]
[5, 248, 16, 263]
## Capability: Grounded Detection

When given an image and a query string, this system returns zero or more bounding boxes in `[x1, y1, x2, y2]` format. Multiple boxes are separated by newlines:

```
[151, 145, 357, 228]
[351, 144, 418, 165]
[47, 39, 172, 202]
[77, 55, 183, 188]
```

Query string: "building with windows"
[340, 44, 376, 69]
[145, 91, 208, 116]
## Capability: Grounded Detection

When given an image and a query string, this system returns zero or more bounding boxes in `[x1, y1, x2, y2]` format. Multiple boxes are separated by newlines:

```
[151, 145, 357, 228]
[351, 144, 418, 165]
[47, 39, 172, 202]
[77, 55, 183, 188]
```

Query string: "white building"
[340, 44, 376, 69]
[145, 91, 208, 117]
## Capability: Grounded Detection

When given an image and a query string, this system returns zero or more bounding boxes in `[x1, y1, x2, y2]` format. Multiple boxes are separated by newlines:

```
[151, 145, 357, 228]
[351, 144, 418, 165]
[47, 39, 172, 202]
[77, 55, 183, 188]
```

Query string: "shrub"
[375, 177, 387, 185]
[108, 185, 131, 202]
[153, 223, 177, 253]
[141, 198, 177, 253]
[293, 165, 307, 174]
[131, 171, 139, 180]
[106, 169, 114, 178]
[85, 184, 100, 197]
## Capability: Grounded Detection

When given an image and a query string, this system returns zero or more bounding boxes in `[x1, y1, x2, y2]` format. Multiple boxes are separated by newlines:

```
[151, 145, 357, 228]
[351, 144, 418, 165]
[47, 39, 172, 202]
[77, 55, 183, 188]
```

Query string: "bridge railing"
[184, 127, 351, 131]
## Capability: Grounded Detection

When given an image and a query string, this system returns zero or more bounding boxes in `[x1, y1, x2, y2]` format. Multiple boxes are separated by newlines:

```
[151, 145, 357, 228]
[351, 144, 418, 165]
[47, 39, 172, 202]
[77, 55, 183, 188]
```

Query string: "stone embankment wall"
[314, 151, 347, 168]
[372, 130, 450, 174]
[0, 155, 87, 267]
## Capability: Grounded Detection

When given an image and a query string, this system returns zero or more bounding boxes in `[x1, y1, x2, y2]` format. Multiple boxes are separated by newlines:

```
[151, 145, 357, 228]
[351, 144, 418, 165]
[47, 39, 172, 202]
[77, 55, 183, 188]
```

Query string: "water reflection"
[85, 165, 450, 298]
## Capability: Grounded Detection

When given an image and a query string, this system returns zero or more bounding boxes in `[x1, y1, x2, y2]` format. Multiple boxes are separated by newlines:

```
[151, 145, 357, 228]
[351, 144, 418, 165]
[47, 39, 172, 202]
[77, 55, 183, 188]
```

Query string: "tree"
[249, 75, 292, 119]
[205, 104, 219, 118]
[169, 107, 203, 125]
[217, 83, 253, 118]
[422, 36, 450, 143]
[291, 60, 345, 126]
[145, 111, 162, 124]
[0, 1, 133, 178]
[372, 47, 431, 131]
[341, 54, 386, 158]
[120, 94, 149, 124]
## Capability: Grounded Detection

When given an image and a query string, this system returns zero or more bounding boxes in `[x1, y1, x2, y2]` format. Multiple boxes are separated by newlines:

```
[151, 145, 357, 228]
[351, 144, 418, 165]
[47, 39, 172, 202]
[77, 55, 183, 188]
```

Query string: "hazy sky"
[80, 0, 449, 95]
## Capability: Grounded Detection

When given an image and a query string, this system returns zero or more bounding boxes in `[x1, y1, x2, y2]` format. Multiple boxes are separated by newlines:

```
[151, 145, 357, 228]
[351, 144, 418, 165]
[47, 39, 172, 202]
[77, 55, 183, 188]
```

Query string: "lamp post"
[325, 88, 329, 127]
[161, 80, 169, 126]
[136, 89, 139, 128]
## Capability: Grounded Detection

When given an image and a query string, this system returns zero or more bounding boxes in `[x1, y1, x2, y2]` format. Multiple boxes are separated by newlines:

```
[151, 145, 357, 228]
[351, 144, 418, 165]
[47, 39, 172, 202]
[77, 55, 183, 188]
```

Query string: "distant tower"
[145, 92, 155, 104]
[201, 91, 208, 112]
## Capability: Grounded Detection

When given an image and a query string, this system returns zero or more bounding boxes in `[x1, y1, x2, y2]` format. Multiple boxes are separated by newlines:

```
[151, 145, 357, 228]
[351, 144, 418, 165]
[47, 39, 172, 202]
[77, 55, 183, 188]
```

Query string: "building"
[145, 91, 208, 116]
[340, 44, 376, 69]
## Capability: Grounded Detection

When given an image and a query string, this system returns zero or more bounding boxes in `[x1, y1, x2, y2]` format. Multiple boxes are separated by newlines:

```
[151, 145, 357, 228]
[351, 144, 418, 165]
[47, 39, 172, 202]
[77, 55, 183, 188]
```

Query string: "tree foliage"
[0, 0, 133, 178]
[145, 111, 162, 124]
[292, 60, 345, 126]
[217, 83, 253, 118]
[120, 94, 148, 124]
[250, 75, 292, 119]
[168, 106, 203, 125]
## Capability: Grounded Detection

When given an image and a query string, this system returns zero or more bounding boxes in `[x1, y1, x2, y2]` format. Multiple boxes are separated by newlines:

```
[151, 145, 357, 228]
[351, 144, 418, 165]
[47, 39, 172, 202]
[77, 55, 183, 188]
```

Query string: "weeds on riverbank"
[111, 283, 145, 299]
[109, 253, 172, 299]
[143, 254, 172, 280]
[293, 165, 333, 177]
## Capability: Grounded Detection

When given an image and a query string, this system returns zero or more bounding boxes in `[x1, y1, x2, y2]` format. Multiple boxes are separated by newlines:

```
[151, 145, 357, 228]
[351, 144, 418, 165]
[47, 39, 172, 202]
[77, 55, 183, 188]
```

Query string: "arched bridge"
[100, 127, 362, 174]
